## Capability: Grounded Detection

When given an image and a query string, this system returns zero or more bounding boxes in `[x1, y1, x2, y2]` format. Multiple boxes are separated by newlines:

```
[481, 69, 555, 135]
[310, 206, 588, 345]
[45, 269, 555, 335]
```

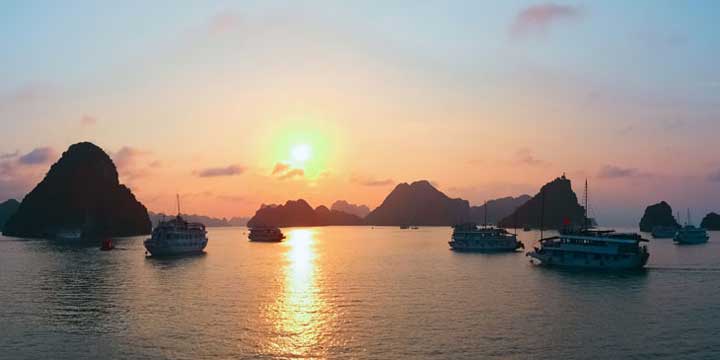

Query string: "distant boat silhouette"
[248, 226, 285, 242]
[674, 209, 709, 245]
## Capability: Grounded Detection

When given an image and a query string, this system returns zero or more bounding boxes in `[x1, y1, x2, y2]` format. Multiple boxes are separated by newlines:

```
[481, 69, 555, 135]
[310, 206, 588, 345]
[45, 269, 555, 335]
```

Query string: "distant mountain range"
[469, 195, 532, 225]
[246, 180, 532, 227]
[148, 212, 248, 227]
[331, 200, 370, 218]
[247, 199, 364, 227]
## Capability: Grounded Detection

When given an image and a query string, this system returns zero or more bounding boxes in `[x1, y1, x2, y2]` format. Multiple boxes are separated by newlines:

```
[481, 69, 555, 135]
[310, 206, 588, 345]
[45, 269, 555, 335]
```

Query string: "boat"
[248, 226, 285, 242]
[53, 229, 83, 240]
[674, 210, 708, 245]
[523, 226, 532, 232]
[400, 225, 410, 229]
[651, 226, 677, 239]
[144, 195, 208, 256]
[449, 223, 524, 252]
[527, 229, 649, 270]
[100, 238, 114, 251]
[526, 179, 649, 270]
[411, 226, 419, 229]
[449, 201, 524, 252]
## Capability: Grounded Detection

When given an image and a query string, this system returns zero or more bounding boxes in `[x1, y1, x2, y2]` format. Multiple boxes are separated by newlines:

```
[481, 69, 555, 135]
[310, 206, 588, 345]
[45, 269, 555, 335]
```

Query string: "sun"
[290, 144, 312, 163]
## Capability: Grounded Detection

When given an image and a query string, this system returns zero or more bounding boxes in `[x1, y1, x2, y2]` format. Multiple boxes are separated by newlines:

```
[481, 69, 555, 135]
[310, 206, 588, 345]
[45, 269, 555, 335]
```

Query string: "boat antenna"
[484, 200, 488, 227]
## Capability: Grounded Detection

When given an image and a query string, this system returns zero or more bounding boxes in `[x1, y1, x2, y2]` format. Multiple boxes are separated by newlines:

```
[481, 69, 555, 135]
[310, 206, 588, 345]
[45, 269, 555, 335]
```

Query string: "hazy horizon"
[2, 1, 719, 227]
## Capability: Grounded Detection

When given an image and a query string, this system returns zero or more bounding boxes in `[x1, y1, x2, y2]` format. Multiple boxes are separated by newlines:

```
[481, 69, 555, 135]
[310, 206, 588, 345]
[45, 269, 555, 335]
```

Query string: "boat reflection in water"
[262, 229, 334, 358]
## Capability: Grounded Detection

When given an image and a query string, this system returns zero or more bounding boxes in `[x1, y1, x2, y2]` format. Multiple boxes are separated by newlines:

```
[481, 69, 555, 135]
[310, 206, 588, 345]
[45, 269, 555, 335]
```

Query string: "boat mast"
[484, 201, 488, 227]
[540, 188, 545, 240]
[584, 179, 589, 230]
[177, 194, 181, 217]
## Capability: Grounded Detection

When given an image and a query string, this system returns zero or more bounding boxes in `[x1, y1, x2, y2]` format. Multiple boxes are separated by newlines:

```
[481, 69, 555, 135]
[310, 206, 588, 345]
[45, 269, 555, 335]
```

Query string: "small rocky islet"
[2, 142, 151, 238]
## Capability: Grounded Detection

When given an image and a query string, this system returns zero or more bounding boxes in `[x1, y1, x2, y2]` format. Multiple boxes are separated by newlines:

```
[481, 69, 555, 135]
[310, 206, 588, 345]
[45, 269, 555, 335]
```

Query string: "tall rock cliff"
[638, 201, 679, 232]
[0, 199, 20, 231]
[2, 142, 151, 238]
[498, 175, 586, 229]
[700, 212, 720, 230]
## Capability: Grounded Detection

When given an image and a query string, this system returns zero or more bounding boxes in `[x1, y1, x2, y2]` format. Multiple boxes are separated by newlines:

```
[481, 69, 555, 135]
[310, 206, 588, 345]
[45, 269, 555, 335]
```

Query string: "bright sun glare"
[291, 144, 311, 163]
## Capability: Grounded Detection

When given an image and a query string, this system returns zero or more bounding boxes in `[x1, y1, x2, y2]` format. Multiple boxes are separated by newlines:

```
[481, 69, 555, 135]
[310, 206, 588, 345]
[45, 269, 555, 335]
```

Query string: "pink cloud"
[113, 147, 149, 171]
[514, 148, 546, 166]
[511, 3, 582, 37]
[597, 165, 653, 179]
[272, 162, 290, 175]
[18, 147, 56, 165]
[278, 168, 304, 180]
[80, 114, 97, 126]
[0, 151, 19, 160]
[351, 175, 395, 187]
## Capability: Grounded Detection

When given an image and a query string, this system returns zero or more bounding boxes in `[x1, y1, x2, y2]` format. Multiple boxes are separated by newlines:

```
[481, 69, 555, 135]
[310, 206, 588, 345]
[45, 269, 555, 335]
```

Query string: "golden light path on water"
[263, 229, 333, 358]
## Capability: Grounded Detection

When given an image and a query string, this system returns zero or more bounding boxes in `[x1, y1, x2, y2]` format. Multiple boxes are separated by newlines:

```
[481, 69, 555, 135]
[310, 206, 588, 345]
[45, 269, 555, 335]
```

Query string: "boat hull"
[673, 237, 708, 245]
[527, 251, 649, 270]
[144, 240, 207, 257]
[449, 241, 523, 253]
[249, 237, 283, 242]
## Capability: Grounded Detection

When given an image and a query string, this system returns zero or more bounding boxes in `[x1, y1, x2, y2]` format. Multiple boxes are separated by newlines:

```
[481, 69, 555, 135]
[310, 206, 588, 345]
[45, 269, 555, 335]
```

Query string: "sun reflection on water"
[264, 228, 329, 358]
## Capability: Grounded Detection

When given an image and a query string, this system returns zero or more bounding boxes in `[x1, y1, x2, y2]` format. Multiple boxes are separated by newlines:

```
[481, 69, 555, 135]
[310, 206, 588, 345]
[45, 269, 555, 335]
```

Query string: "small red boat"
[100, 238, 114, 251]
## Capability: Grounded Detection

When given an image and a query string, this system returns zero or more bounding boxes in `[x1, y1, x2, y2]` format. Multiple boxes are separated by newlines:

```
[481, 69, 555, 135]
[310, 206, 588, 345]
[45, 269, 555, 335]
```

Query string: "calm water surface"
[1, 227, 720, 359]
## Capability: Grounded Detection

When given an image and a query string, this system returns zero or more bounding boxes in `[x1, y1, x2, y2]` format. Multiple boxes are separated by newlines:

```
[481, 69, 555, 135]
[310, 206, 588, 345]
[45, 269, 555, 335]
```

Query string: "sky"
[1, 1, 719, 226]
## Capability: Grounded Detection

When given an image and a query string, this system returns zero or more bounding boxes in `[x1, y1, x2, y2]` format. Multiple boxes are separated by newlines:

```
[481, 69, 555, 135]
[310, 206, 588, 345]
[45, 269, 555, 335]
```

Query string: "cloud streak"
[272, 162, 290, 175]
[351, 175, 395, 187]
[511, 3, 582, 37]
[278, 168, 304, 180]
[514, 148, 546, 166]
[196, 165, 245, 177]
[0, 151, 19, 160]
[113, 147, 149, 171]
[18, 147, 55, 165]
[80, 114, 97, 126]
[708, 169, 720, 182]
[597, 165, 651, 179]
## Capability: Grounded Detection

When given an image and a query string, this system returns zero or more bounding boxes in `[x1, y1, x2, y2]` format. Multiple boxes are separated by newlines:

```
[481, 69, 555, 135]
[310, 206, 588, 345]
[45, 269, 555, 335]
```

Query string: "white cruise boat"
[527, 229, 649, 270]
[449, 223, 524, 252]
[674, 225, 708, 244]
[144, 196, 208, 256]
[248, 226, 285, 242]
[526, 179, 649, 270]
[673, 210, 709, 245]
